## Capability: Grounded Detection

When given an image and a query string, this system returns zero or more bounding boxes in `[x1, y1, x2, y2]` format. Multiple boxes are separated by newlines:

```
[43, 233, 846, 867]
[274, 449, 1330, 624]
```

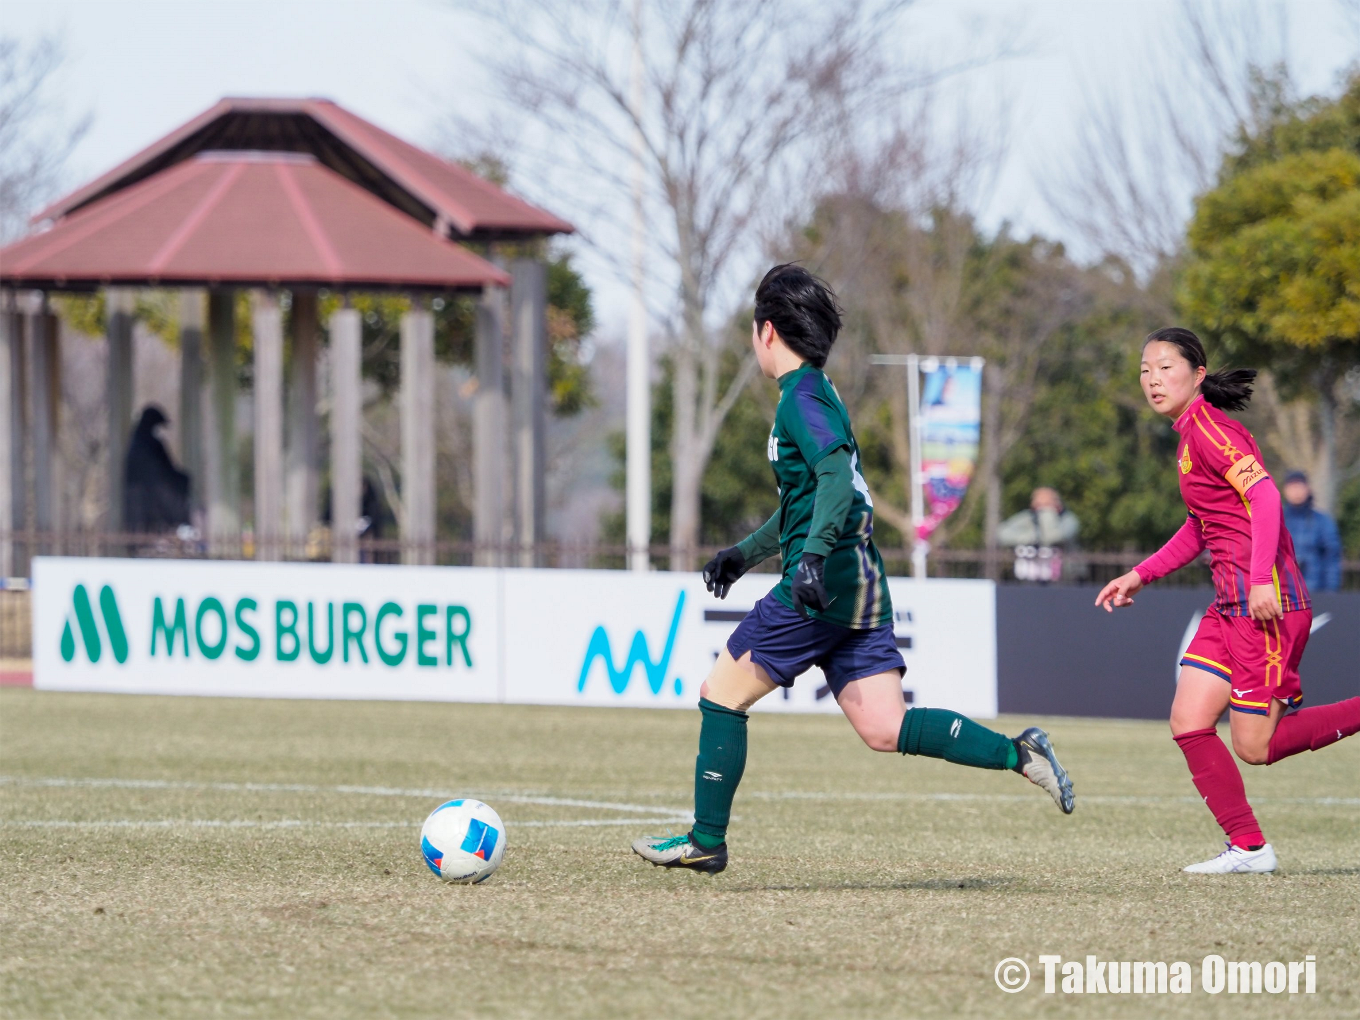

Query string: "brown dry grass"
[1, 688, 1357, 1018]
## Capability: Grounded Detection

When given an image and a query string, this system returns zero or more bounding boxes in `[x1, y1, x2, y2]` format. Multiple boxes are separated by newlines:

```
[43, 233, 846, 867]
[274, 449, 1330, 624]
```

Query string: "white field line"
[0, 776, 688, 817]
[0, 775, 693, 830]
[746, 791, 1360, 806]
[1, 817, 688, 830]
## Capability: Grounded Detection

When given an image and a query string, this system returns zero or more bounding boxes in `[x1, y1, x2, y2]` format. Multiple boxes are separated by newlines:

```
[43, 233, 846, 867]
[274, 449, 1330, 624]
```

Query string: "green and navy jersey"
[769, 365, 892, 629]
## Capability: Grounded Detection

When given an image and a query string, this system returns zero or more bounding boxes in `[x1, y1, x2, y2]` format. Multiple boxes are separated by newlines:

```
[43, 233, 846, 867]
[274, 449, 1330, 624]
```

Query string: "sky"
[3, 0, 1357, 335]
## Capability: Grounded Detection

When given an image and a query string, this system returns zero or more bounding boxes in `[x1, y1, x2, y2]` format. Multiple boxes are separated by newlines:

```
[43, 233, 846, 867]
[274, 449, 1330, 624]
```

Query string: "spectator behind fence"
[996, 487, 1080, 582]
[997, 487, 1080, 547]
[1281, 470, 1341, 592]
[124, 405, 190, 533]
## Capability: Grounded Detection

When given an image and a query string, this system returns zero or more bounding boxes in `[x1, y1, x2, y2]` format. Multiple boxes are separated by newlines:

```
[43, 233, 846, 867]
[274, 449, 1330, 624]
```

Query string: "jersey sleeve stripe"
[1192, 412, 1245, 464]
[793, 375, 844, 452]
[1198, 406, 1247, 453]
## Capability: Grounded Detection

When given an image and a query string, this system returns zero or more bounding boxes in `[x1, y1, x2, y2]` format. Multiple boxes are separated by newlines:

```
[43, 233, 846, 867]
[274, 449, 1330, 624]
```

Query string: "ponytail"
[1144, 326, 1256, 411]
[1199, 368, 1256, 411]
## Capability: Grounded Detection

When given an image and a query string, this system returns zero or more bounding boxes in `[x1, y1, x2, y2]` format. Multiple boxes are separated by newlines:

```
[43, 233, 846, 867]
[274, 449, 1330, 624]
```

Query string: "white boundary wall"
[33, 558, 996, 717]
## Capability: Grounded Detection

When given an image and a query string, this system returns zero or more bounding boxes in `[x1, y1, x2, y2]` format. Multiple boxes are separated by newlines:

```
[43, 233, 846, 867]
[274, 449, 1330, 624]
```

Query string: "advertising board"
[33, 558, 997, 716]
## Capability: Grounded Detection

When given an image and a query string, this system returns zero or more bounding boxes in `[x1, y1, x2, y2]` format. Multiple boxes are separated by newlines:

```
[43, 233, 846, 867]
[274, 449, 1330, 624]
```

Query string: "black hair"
[753, 263, 842, 369]
[1143, 326, 1256, 411]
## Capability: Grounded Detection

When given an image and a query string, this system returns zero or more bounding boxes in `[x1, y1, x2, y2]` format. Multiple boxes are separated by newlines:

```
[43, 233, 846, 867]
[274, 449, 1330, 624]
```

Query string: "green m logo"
[60, 584, 129, 664]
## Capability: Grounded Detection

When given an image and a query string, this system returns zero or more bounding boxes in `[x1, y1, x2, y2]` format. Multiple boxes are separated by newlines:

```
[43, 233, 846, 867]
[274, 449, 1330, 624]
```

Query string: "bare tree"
[0, 34, 89, 243]
[1048, 2, 1360, 516]
[1044, 0, 1292, 275]
[779, 94, 1030, 554]
[459, 0, 1012, 568]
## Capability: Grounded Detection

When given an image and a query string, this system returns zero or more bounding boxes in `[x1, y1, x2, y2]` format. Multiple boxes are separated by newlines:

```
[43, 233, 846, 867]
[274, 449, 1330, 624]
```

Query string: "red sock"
[1173, 728, 1265, 849]
[1267, 698, 1360, 765]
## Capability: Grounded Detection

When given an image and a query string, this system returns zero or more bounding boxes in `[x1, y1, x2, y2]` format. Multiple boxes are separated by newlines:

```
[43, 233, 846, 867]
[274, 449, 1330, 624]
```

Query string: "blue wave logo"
[577, 592, 685, 696]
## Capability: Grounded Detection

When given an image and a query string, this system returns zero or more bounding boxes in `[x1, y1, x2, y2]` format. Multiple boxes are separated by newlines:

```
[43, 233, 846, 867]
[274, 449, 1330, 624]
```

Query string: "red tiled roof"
[31, 97, 573, 239]
[1, 152, 511, 291]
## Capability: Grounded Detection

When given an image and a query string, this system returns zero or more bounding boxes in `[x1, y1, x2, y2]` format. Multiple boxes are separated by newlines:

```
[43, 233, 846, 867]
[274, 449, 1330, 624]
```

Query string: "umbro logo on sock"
[703, 771, 723, 781]
[950, 719, 962, 738]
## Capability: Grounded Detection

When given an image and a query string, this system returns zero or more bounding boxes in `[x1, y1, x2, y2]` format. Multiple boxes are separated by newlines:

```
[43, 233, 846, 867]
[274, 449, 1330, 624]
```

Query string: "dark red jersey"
[1173, 395, 1310, 616]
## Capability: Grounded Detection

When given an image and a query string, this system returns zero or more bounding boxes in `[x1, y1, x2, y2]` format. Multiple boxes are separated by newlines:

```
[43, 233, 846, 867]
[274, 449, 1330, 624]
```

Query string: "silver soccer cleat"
[1013, 727, 1075, 814]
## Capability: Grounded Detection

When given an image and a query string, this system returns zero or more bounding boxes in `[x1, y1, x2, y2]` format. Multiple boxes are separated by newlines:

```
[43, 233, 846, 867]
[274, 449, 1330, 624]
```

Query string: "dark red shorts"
[1180, 608, 1310, 715]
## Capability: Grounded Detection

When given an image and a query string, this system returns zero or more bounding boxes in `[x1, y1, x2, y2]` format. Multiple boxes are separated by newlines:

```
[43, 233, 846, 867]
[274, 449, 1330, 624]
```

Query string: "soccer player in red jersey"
[1096, 328, 1360, 874]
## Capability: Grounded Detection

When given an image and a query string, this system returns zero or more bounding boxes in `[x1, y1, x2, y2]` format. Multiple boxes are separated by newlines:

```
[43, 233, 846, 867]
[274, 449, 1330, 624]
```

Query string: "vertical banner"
[916, 358, 984, 542]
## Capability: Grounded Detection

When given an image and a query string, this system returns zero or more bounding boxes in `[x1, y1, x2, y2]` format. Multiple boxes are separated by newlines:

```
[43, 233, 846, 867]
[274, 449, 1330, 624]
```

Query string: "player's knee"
[1168, 711, 1197, 737]
[1232, 740, 1269, 766]
[857, 723, 899, 753]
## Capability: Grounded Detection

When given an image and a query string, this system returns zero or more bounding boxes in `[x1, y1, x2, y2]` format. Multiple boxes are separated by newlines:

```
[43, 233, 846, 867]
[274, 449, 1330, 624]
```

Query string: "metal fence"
[3, 530, 1357, 666]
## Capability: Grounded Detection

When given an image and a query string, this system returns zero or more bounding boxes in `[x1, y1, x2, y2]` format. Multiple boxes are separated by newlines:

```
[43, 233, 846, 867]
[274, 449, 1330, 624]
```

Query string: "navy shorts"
[726, 591, 905, 699]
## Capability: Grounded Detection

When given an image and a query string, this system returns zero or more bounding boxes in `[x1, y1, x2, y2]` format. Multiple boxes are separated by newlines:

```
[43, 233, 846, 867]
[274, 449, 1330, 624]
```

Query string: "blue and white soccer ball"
[420, 799, 505, 884]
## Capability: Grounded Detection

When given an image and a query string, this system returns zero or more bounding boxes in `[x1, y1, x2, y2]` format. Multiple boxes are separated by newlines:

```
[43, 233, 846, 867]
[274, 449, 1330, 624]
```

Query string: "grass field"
[1, 688, 1357, 1019]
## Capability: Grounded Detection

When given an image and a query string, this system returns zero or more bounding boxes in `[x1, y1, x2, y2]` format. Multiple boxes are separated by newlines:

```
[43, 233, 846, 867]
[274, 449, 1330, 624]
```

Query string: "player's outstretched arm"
[1098, 515, 1206, 613]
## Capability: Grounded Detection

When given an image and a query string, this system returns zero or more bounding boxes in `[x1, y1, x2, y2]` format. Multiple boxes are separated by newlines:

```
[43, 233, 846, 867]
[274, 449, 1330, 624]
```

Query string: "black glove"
[702, 546, 747, 600]
[791, 553, 828, 617]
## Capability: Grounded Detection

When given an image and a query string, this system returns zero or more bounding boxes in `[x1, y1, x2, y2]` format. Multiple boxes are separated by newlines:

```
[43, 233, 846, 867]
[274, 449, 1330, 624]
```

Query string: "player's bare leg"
[1232, 692, 1360, 768]
[840, 672, 1074, 813]
[836, 671, 906, 751]
[632, 650, 776, 873]
[1227, 698, 1286, 765]
[1170, 666, 1276, 874]
[702, 648, 779, 710]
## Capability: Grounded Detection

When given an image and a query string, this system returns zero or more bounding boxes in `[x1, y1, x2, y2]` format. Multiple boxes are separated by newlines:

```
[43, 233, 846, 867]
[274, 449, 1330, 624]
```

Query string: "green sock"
[690, 698, 748, 848]
[898, 707, 1017, 770]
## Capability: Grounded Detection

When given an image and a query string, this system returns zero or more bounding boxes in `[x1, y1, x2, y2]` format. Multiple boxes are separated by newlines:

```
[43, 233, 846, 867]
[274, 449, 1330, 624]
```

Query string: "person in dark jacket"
[1281, 470, 1342, 592]
[123, 405, 190, 533]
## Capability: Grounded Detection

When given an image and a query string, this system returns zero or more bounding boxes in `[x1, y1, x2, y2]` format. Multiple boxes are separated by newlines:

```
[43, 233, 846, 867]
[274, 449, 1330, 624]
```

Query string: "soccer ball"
[420, 799, 505, 884]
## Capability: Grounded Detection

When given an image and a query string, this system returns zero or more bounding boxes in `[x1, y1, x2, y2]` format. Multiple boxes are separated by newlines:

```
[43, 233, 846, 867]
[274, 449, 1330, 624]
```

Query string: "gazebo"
[0, 97, 572, 572]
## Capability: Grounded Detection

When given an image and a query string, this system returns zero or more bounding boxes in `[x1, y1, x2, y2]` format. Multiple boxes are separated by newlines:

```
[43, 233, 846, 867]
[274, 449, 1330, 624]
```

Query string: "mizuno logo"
[950, 719, 962, 738]
[60, 584, 128, 664]
[1232, 688, 1249, 698]
[577, 592, 686, 696]
[703, 771, 723, 781]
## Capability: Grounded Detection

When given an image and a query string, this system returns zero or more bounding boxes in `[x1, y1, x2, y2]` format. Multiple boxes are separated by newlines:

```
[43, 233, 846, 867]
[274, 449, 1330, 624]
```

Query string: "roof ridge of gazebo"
[30, 96, 573, 240]
[2, 149, 511, 291]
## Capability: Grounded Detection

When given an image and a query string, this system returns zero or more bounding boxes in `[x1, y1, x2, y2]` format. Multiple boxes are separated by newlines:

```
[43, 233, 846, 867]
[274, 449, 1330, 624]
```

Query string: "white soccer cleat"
[1182, 842, 1277, 874]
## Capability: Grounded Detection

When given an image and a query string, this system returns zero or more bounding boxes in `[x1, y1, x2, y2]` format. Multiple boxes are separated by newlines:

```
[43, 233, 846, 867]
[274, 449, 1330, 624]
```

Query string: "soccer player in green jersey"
[633, 264, 1075, 874]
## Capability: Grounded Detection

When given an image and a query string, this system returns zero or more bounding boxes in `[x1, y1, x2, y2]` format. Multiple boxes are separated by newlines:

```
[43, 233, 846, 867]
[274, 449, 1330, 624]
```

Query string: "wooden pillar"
[0, 291, 21, 576]
[329, 306, 361, 564]
[178, 290, 205, 522]
[473, 283, 506, 566]
[400, 304, 435, 565]
[205, 290, 239, 556]
[252, 291, 284, 561]
[510, 261, 547, 568]
[28, 294, 60, 547]
[286, 290, 319, 557]
[105, 289, 135, 535]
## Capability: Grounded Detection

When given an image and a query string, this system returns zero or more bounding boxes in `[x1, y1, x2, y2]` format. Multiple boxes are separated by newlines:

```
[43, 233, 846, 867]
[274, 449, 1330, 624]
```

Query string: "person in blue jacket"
[1281, 471, 1342, 592]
